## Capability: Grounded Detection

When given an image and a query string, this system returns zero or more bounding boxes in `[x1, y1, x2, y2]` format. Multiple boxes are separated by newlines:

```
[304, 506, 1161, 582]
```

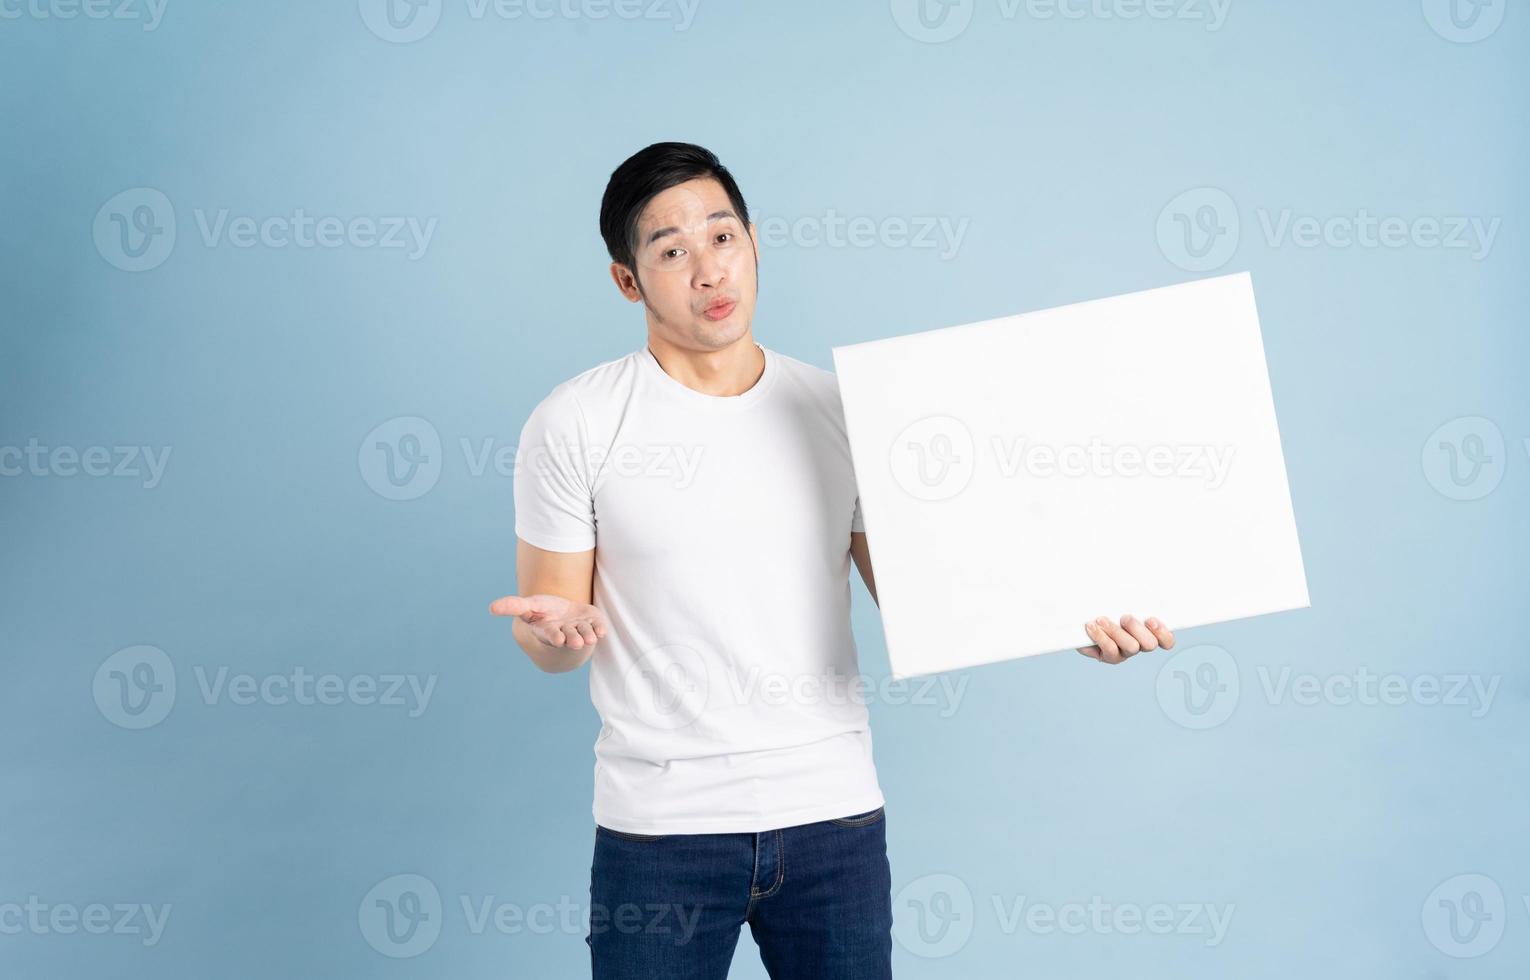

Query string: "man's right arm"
[493, 538, 603, 674]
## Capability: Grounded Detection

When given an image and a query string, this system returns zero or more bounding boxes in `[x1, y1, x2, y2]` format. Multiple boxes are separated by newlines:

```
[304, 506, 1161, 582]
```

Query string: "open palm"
[489, 593, 609, 650]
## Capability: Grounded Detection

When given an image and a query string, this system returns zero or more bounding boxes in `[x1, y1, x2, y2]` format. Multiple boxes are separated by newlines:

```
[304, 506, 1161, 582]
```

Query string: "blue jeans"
[587, 806, 893, 979]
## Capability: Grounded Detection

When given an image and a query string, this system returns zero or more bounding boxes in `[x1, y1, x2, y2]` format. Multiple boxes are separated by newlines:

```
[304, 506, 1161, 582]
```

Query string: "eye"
[716, 232, 734, 244]
[662, 248, 684, 260]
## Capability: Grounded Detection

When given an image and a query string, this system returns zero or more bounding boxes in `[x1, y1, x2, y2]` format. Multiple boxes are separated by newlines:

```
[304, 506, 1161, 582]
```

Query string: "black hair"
[599, 142, 752, 292]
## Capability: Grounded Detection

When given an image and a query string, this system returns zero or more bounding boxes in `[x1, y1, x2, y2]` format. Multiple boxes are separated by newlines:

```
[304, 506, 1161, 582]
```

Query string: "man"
[489, 142, 1175, 979]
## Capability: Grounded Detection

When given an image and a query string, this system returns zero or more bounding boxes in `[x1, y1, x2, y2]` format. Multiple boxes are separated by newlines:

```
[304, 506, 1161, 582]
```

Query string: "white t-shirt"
[512, 341, 886, 834]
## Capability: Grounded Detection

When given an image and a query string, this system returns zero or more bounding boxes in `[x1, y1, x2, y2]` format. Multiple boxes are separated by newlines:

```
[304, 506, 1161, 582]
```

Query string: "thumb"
[488, 594, 544, 617]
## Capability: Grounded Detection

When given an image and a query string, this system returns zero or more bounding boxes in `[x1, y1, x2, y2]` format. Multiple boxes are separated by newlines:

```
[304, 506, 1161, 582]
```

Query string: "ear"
[609, 262, 642, 303]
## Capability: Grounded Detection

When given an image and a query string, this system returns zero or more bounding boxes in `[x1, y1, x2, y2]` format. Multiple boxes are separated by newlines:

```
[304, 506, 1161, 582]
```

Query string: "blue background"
[2, 0, 1527, 976]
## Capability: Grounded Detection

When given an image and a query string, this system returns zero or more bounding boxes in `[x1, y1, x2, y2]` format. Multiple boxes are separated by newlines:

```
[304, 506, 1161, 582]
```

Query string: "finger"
[562, 623, 585, 650]
[574, 620, 599, 646]
[1145, 617, 1175, 650]
[489, 594, 535, 617]
[1096, 616, 1140, 658]
[1076, 645, 1103, 660]
[1121, 613, 1158, 652]
[1086, 622, 1122, 664]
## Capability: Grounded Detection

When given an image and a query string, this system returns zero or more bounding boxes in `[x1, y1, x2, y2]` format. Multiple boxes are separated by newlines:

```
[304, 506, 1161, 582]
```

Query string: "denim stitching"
[751, 829, 786, 901]
[599, 826, 665, 842]
[828, 806, 885, 828]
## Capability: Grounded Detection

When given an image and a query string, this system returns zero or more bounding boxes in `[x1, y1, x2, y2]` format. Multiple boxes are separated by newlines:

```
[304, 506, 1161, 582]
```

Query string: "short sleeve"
[513, 385, 597, 552]
[851, 494, 865, 533]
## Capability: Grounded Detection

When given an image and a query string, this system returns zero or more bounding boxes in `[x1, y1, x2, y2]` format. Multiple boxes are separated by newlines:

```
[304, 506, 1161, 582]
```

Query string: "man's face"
[611, 177, 759, 352]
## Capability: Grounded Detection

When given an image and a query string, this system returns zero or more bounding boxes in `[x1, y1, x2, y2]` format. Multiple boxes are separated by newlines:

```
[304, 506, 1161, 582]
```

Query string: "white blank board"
[832, 272, 1309, 679]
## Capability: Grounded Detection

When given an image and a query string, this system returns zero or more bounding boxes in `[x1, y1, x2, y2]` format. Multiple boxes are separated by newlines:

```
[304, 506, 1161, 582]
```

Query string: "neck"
[645, 334, 765, 397]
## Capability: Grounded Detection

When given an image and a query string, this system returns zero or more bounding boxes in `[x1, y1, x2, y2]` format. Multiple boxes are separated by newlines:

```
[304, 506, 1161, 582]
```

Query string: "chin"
[690, 318, 745, 343]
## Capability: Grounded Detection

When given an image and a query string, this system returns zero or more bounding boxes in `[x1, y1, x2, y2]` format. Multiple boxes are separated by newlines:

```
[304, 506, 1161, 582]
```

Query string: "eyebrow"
[643, 210, 739, 248]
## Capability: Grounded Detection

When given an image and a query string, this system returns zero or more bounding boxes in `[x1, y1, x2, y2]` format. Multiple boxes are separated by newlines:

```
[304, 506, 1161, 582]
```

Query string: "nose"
[693, 251, 727, 290]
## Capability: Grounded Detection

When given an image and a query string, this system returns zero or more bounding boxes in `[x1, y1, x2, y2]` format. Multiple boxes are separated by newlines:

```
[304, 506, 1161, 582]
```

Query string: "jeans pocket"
[828, 805, 886, 828]
[597, 825, 666, 842]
